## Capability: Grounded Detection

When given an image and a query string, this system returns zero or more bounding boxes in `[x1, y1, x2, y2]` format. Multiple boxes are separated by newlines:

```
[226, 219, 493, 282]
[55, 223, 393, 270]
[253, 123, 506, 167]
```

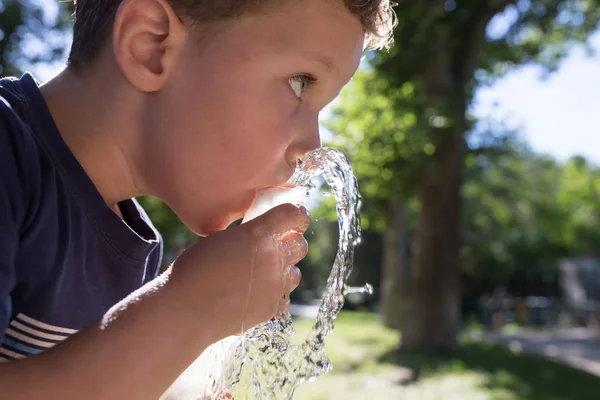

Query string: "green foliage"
[137, 196, 196, 253]
[377, 0, 600, 86]
[463, 146, 586, 291]
[460, 138, 600, 294]
[0, 0, 73, 76]
[324, 69, 430, 231]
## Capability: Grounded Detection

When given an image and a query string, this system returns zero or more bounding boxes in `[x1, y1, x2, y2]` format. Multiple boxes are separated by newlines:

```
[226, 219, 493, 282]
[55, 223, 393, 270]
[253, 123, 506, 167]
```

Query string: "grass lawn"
[290, 312, 600, 400]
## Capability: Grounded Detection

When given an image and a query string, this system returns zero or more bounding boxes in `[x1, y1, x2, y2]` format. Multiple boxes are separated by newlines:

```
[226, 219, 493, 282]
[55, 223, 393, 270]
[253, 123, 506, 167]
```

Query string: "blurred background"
[3, 0, 600, 398]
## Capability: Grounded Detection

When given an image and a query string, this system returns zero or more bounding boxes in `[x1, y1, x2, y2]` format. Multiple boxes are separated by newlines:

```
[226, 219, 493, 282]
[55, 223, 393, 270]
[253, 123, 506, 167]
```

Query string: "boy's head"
[65, 0, 395, 235]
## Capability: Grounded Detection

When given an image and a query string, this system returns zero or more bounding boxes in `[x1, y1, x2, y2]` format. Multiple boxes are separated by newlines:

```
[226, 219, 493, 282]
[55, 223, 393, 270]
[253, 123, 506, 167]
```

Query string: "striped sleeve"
[0, 313, 77, 362]
[0, 98, 28, 355]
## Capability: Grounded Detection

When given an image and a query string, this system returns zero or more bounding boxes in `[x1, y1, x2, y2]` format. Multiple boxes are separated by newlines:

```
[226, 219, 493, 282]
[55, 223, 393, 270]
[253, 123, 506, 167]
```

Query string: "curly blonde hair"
[68, 0, 396, 69]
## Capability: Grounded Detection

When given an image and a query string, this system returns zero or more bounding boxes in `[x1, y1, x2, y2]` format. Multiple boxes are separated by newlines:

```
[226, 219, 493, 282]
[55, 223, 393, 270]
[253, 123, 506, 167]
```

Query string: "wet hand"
[169, 203, 310, 340]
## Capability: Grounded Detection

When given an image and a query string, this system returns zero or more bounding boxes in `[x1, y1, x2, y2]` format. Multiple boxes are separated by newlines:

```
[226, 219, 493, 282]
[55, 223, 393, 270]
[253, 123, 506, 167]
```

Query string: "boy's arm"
[0, 273, 213, 399]
[0, 204, 308, 400]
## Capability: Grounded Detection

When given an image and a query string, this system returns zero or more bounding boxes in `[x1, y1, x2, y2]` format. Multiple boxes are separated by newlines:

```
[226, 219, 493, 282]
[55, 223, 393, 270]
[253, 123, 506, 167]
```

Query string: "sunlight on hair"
[363, 0, 398, 50]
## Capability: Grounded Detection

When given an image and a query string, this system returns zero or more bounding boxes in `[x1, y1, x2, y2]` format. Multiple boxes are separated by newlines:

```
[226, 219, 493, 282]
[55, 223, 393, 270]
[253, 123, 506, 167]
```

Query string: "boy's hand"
[169, 203, 310, 340]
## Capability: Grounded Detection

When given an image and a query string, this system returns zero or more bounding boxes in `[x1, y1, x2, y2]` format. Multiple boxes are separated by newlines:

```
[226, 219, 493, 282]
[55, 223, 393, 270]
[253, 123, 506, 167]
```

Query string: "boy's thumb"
[249, 203, 311, 236]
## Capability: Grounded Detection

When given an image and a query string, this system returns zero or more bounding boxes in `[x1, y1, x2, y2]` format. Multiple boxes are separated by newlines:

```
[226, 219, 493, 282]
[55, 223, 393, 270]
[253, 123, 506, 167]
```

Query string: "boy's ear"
[112, 0, 184, 92]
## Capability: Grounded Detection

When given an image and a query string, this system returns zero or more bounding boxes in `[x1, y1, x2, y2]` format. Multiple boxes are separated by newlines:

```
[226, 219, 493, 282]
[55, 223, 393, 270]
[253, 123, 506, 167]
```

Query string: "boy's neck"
[40, 64, 147, 211]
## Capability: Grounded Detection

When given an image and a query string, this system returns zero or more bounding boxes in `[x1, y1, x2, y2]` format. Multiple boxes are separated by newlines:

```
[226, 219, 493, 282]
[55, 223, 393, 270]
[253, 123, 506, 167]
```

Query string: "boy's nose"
[286, 118, 322, 169]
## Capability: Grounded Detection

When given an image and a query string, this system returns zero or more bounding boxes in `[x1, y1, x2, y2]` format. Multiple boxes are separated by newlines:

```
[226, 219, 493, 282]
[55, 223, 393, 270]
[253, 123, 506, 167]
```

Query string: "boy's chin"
[190, 213, 243, 237]
[191, 222, 227, 237]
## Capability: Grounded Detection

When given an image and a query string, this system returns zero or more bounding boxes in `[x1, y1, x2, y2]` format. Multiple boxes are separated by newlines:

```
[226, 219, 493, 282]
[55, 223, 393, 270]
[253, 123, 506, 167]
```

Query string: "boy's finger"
[256, 203, 311, 235]
[278, 231, 308, 266]
[273, 267, 301, 319]
[286, 265, 302, 292]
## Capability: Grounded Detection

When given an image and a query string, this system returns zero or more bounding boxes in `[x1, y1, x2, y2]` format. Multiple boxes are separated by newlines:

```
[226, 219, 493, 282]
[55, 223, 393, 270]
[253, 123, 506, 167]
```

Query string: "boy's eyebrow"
[302, 51, 336, 73]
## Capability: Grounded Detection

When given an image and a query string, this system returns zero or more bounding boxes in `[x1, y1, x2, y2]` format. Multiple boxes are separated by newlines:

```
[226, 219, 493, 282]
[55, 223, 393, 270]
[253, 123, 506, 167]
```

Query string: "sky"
[472, 30, 600, 164]
[33, 1, 600, 165]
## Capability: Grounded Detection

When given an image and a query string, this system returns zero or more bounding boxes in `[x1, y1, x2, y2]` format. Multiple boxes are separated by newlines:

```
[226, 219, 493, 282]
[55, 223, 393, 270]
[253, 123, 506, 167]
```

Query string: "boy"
[0, 0, 394, 398]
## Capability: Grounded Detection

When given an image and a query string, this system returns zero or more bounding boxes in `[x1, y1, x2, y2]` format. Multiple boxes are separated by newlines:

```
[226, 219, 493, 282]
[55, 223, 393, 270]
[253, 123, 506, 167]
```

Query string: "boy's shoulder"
[0, 75, 164, 361]
[0, 74, 43, 162]
[0, 75, 44, 228]
[0, 75, 27, 105]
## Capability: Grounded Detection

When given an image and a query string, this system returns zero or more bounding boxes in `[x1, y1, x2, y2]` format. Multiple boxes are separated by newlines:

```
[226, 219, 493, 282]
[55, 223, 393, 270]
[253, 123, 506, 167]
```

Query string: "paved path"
[479, 328, 600, 377]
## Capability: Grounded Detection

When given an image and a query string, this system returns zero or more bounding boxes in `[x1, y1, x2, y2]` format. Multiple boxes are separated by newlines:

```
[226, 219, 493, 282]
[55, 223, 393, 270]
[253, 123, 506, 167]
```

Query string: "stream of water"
[224, 147, 367, 399]
[161, 147, 367, 400]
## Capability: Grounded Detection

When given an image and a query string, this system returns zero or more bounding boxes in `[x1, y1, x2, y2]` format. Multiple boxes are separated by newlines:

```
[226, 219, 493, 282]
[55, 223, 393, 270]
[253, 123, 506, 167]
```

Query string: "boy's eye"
[288, 75, 316, 98]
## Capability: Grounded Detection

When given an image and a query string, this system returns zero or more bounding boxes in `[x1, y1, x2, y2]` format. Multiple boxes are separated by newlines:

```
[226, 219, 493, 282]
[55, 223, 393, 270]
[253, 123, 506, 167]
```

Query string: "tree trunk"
[398, 1, 500, 353]
[401, 119, 464, 353]
[380, 201, 410, 331]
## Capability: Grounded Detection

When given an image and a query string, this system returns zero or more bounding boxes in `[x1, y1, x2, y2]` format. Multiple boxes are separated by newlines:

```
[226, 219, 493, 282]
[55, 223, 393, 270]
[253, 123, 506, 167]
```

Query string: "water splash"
[161, 148, 365, 400]
[219, 147, 364, 399]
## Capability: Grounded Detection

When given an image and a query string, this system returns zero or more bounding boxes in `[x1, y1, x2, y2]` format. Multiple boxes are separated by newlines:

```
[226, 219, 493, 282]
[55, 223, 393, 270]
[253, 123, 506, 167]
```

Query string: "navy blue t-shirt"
[0, 73, 163, 362]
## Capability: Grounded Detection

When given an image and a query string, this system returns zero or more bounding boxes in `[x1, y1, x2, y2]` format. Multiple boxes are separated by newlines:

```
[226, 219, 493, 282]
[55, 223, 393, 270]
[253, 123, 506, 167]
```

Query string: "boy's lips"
[232, 190, 259, 221]
[265, 182, 297, 189]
